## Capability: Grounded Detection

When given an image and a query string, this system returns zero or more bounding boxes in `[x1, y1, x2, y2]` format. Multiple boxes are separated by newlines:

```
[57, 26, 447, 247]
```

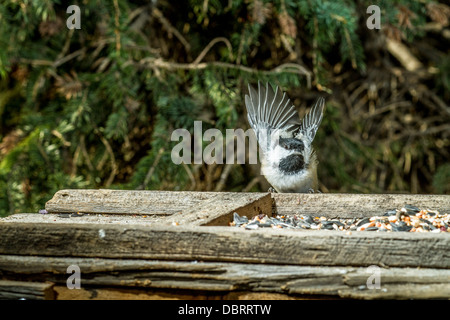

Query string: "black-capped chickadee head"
[245, 82, 325, 193]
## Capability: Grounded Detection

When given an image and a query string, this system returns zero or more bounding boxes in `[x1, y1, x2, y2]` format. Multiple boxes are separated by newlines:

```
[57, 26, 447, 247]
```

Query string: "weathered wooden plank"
[44, 190, 450, 219]
[0, 223, 448, 268]
[53, 287, 303, 300]
[5, 190, 448, 300]
[343, 267, 450, 285]
[175, 192, 272, 226]
[1, 256, 449, 299]
[0, 212, 168, 226]
[53, 286, 229, 300]
[44, 190, 272, 226]
[0, 255, 224, 274]
[338, 284, 450, 300]
[272, 193, 450, 217]
[286, 267, 450, 299]
[0, 280, 55, 300]
[5, 195, 271, 227]
[45, 189, 213, 215]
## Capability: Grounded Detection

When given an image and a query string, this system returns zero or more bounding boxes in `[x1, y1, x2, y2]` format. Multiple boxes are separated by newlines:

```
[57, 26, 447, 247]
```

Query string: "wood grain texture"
[1, 256, 449, 299]
[53, 287, 301, 300]
[45, 189, 257, 215]
[0, 280, 55, 300]
[178, 192, 272, 226]
[44, 190, 272, 226]
[44, 190, 450, 219]
[46, 189, 197, 214]
[0, 223, 448, 268]
[272, 193, 450, 217]
[2, 190, 449, 299]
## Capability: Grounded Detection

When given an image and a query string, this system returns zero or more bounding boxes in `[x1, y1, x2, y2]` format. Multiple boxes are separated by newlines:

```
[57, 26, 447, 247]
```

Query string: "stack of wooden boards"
[0, 190, 449, 299]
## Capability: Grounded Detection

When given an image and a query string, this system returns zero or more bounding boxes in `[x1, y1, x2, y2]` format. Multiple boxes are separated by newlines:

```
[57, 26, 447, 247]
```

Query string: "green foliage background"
[0, 0, 449, 216]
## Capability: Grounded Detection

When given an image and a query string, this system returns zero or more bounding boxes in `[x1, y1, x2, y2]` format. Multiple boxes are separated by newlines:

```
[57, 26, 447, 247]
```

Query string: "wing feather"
[297, 97, 325, 142]
[245, 82, 301, 153]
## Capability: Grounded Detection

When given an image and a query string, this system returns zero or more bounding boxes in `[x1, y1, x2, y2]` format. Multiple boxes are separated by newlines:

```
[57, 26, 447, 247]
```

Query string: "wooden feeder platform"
[0, 190, 449, 300]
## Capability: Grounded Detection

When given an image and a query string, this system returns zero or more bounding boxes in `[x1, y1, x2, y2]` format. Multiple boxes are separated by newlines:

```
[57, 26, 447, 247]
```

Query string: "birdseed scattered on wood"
[230, 205, 449, 232]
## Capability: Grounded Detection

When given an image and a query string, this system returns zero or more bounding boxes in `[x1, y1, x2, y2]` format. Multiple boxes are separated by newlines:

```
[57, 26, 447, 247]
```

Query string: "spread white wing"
[245, 82, 301, 153]
[297, 97, 325, 143]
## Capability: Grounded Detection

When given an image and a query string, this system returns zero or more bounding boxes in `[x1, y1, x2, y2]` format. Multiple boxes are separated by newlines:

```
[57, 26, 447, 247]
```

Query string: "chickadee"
[245, 82, 325, 193]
